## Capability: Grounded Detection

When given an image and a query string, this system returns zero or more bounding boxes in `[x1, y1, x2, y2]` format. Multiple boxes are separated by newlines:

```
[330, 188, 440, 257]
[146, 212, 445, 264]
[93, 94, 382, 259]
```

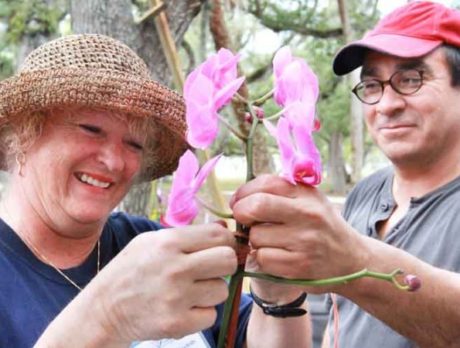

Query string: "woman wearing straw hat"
[0, 33, 238, 346]
[0, 34, 310, 348]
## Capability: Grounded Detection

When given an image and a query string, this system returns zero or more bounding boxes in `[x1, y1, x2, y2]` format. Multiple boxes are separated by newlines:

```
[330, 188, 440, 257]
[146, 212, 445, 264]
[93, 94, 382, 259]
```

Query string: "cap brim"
[0, 68, 188, 180]
[333, 34, 442, 75]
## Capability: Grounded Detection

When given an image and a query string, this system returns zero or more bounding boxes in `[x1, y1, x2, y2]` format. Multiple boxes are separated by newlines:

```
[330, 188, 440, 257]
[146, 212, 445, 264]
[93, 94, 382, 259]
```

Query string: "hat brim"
[0, 68, 188, 180]
[333, 34, 442, 75]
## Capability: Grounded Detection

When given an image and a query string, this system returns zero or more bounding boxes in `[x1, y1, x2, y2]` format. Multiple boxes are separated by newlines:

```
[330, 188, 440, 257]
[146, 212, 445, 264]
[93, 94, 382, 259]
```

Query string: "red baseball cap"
[333, 1, 460, 75]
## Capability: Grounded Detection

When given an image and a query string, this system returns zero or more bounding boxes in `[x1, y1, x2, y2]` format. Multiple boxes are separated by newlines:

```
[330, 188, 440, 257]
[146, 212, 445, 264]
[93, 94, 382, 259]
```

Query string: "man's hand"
[231, 174, 369, 294]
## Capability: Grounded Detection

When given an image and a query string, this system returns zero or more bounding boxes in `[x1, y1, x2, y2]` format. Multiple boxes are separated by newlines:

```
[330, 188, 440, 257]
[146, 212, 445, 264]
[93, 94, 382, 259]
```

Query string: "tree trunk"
[337, 0, 364, 183]
[209, 0, 273, 176]
[328, 130, 347, 195]
[70, 0, 203, 216]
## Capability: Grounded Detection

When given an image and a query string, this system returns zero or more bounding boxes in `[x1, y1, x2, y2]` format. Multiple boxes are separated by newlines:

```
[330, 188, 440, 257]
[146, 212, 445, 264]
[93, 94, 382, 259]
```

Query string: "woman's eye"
[128, 141, 144, 152]
[79, 124, 101, 134]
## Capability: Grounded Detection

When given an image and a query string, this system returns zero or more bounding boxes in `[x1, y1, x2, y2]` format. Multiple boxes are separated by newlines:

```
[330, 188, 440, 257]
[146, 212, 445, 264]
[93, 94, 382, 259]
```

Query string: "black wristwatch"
[250, 286, 308, 318]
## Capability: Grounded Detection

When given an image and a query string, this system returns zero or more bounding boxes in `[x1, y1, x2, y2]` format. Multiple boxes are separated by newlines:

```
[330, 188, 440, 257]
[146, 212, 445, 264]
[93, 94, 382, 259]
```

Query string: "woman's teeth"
[78, 173, 111, 188]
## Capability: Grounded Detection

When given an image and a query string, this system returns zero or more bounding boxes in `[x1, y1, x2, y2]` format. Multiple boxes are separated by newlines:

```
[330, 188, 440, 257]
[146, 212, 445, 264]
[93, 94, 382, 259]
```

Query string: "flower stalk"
[196, 196, 233, 219]
[218, 108, 259, 348]
[253, 89, 274, 106]
[244, 268, 418, 291]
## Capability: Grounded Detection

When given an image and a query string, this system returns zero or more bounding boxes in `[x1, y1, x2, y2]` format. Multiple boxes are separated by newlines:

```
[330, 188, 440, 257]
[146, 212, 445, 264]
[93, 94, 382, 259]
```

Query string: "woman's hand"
[37, 223, 237, 346]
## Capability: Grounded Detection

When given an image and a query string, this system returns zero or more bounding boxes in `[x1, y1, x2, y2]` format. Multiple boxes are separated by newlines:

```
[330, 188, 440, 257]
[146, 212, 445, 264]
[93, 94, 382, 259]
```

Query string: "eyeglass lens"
[352, 69, 423, 105]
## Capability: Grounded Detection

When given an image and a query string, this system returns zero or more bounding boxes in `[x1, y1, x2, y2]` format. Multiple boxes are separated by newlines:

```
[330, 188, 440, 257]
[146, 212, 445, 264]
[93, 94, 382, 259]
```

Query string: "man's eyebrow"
[361, 66, 376, 78]
[361, 59, 433, 79]
[395, 60, 432, 73]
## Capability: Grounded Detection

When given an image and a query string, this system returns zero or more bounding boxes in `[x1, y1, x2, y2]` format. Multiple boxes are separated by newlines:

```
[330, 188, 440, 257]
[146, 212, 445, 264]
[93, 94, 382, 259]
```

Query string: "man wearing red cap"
[231, 2, 460, 347]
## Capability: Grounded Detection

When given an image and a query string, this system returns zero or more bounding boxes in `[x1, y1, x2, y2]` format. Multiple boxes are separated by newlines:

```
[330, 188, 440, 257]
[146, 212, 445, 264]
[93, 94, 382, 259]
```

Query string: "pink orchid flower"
[184, 48, 245, 149]
[273, 46, 319, 107]
[264, 117, 322, 186]
[164, 150, 222, 226]
[201, 48, 242, 90]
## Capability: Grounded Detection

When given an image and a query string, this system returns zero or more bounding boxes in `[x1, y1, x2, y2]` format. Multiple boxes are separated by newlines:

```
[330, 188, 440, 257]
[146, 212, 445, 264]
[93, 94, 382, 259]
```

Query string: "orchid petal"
[164, 150, 200, 226]
[201, 48, 240, 89]
[283, 101, 315, 133]
[262, 119, 278, 138]
[270, 118, 296, 185]
[273, 46, 319, 107]
[184, 72, 214, 105]
[164, 151, 222, 226]
[214, 76, 245, 110]
[186, 100, 219, 149]
[273, 46, 292, 78]
[194, 154, 222, 190]
[163, 190, 199, 226]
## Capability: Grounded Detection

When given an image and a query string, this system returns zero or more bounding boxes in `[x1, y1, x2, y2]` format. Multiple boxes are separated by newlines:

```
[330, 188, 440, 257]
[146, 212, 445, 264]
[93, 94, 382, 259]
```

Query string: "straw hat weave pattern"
[0, 34, 188, 181]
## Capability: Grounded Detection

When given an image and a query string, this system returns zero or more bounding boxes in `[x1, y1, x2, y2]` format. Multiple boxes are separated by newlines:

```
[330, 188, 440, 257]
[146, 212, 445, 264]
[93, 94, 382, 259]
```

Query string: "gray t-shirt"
[327, 167, 460, 347]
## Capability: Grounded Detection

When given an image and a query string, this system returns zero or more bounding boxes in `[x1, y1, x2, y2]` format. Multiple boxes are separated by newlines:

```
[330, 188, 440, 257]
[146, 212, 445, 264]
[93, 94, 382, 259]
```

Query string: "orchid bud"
[313, 118, 321, 131]
[254, 106, 265, 119]
[404, 274, 421, 292]
[244, 112, 253, 123]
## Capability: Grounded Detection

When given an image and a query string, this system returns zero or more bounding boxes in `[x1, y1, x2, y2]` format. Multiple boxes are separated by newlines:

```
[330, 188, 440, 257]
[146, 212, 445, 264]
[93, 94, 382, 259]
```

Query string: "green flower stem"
[233, 92, 249, 104]
[246, 105, 260, 181]
[253, 89, 274, 106]
[243, 268, 412, 291]
[265, 109, 284, 122]
[217, 268, 412, 348]
[197, 197, 234, 219]
[218, 115, 248, 142]
[217, 104, 260, 348]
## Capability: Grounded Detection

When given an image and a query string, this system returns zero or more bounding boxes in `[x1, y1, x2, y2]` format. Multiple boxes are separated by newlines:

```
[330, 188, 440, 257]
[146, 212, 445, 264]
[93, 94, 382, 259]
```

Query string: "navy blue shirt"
[0, 212, 251, 347]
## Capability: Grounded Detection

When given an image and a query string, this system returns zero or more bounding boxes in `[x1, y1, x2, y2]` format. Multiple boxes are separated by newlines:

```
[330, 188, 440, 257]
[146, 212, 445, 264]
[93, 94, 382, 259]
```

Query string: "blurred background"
[0, 0, 458, 346]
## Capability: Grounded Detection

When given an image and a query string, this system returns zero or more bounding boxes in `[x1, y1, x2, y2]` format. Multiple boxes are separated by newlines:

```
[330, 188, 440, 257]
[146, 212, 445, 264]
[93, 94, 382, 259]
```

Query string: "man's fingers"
[253, 247, 312, 279]
[230, 174, 300, 208]
[249, 223, 303, 250]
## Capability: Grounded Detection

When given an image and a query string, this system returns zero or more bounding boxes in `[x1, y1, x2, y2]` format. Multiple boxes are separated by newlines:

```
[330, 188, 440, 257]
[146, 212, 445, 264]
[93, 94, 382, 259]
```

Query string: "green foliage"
[247, 0, 333, 34]
[2, 0, 64, 44]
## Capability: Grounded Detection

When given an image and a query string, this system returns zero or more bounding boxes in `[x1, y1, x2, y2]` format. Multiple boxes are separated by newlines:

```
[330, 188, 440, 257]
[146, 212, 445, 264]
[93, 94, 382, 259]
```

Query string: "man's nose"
[375, 83, 406, 116]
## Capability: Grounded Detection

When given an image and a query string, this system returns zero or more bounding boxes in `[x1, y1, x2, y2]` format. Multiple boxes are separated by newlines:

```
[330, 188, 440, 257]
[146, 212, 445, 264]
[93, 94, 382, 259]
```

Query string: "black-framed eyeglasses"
[352, 69, 424, 105]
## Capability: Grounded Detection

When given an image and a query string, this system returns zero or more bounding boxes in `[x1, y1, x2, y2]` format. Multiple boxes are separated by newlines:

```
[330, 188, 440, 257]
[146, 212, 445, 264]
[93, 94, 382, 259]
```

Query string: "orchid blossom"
[266, 47, 322, 186]
[163, 150, 222, 226]
[184, 48, 245, 149]
[264, 117, 321, 186]
[273, 46, 319, 107]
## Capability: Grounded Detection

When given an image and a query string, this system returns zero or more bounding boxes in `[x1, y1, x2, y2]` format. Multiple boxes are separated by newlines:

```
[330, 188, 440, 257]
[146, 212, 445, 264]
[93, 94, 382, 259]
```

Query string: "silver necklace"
[21, 232, 100, 291]
[0, 203, 100, 291]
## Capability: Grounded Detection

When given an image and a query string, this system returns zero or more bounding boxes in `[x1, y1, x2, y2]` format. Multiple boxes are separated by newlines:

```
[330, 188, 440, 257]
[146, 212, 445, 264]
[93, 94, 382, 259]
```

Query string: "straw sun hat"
[0, 34, 188, 181]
